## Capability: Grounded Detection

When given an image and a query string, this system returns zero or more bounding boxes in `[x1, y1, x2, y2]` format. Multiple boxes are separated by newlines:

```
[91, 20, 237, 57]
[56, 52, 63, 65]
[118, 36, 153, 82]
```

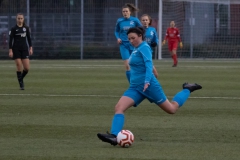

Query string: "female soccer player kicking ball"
[97, 27, 202, 146]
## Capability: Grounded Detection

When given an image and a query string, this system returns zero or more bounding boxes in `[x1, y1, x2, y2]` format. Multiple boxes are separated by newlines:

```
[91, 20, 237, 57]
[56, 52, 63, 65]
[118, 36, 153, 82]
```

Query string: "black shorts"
[13, 49, 29, 60]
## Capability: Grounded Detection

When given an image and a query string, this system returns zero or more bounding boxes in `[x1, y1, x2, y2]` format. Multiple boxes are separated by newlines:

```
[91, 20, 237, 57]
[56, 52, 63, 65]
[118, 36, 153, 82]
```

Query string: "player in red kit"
[162, 21, 183, 67]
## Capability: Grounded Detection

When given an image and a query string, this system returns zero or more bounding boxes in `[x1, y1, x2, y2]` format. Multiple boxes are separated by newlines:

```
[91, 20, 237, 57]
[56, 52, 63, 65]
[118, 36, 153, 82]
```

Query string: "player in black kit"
[9, 13, 33, 90]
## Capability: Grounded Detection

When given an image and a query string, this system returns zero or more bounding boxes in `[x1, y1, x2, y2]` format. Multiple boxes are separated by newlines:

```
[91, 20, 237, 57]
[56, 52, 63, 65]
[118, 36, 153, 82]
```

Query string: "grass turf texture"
[0, 59, 239, 160]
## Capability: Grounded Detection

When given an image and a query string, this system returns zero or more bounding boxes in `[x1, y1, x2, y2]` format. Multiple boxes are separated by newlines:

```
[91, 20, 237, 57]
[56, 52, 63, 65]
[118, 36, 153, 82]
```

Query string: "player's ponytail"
[123, 3, 139, 13]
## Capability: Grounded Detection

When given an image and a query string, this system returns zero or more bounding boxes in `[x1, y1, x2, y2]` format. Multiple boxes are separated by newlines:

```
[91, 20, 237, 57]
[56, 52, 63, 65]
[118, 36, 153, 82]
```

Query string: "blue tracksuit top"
[129, 41, 154, 86]
[115, 16, 142, 42]
[144, 26, 159, 46]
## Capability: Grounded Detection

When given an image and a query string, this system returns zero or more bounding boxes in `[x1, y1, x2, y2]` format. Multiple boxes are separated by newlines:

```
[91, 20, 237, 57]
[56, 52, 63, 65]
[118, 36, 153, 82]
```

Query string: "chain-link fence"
[0, 0, 240, 59]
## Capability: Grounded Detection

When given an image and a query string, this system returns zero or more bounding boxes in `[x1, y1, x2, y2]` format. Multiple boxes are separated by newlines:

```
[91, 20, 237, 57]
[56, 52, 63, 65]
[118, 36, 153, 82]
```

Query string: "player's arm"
[150, 28, 158, 47]
[114, 21, 120, 39]
[162, 29, 168, 45]
[114, 20, 121, 44]
[26, 27, 33, 55]
[177, 29, 183, 48]
[8, 28, 14, 58]
[135, 18, 142, 27]
[9, 28, 14, 50]
[140, 46, 153, 88]
[176, 28, 181, 42]
[26, 27, 32, 47]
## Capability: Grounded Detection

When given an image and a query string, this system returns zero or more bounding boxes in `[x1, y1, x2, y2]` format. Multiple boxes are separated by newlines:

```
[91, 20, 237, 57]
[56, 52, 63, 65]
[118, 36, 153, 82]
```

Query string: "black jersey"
[9, 25, 32, 50]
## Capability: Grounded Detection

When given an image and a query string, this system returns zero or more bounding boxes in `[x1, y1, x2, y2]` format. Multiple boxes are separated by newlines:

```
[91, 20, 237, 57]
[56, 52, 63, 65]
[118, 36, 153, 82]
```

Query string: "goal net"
[0, 0, 240, 59]
[161, 0, 240, 58]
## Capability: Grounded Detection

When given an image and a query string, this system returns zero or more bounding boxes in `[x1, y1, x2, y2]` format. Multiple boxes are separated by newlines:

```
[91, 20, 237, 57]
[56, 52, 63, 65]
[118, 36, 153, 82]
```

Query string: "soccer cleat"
[182, 82, 202, 93]
[19, 79, 24, 90]
[172, 64, 177, 67]
[97, 132, 118, 146]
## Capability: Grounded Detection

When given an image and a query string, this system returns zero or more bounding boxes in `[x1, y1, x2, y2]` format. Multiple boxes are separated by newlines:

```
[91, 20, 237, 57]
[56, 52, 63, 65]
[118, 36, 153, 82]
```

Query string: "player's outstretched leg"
[172, 83, 202, 108]
[97, 114, 124, 146]
[183, 82, 202, 93]
[97, 132, 118, 146]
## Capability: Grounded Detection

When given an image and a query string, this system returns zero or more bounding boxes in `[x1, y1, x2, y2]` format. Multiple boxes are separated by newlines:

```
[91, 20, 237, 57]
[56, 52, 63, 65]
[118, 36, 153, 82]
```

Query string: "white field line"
[1, 59, 240, 63]
[0, 65, 123, 68]
[0, 65, 239, 69]
[0, 94, 239, 100]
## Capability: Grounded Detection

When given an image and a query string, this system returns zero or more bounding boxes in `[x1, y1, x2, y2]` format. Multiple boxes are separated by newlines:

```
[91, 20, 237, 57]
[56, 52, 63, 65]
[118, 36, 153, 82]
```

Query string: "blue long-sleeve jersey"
[129, 41, 154, 86]
[144, 27, 158, 46]
[115, 16, 142, 42]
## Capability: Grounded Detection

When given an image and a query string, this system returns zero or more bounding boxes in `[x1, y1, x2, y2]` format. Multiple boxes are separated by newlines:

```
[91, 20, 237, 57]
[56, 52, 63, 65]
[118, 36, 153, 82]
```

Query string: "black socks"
[16, 70, 28, 90]
[22, 70, 28, 79]
[16, 71, 22, 83]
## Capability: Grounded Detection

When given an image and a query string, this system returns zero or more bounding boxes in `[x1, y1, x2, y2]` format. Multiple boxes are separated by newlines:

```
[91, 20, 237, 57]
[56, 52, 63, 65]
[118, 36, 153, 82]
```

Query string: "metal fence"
[0, 0, 240, 59]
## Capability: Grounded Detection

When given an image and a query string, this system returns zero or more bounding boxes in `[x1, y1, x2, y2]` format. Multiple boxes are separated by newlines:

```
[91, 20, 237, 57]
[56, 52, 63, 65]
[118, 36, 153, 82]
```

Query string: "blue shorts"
[120, 41, 134, 60]
[123, 81, 167, 107]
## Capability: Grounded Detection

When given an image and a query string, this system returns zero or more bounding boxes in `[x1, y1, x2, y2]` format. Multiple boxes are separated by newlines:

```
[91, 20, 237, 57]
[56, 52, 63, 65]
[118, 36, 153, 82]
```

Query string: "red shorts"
[168, 41, 178, 51]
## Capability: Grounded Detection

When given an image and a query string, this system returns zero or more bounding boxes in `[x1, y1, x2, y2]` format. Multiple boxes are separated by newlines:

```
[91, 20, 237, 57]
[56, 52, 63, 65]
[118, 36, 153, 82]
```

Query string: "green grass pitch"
[0, 59, 239, 160]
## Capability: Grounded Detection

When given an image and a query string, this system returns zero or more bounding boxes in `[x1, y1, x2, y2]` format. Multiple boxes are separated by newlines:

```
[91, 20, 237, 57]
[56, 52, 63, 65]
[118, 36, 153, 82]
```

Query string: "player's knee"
[160, 105, 178, 114]
[114, 104, 125, 114]
[16, 63, 21, 67]
[166, 109, 177, 114]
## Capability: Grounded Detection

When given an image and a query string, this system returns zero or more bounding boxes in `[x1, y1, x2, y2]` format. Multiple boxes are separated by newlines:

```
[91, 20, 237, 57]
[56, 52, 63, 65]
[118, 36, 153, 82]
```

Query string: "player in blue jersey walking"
[114, 3, 142, 82]
[97, 27, 202, 146]
[141, 14, 159, 78]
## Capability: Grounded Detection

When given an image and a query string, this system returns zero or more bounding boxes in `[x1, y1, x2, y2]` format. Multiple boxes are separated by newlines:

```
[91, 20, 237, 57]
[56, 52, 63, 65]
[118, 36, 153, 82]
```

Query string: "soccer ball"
[117, 130, 134, 148]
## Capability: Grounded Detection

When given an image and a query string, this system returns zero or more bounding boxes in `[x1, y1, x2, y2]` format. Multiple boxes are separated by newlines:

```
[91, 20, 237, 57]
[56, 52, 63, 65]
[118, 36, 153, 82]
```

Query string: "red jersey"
[164, 27, 181, 42]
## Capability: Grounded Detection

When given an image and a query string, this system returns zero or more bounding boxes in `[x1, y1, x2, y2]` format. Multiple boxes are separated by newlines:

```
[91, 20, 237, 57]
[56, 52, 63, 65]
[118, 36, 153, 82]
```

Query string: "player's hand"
[153, 67, 158, 78]
[29, 47, 33, 55]
[162, 40, 166, 46]
[150, 42, 157, 47]
[143, 83, 150, 92]
[9, 50, 13, 58]
[117, 38, 122, 44]
[179, 42, 183, 49]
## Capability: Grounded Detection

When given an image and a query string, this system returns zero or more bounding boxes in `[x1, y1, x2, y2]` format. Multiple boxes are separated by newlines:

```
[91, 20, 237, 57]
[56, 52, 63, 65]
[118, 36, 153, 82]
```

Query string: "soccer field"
[0, 59, 239, 160]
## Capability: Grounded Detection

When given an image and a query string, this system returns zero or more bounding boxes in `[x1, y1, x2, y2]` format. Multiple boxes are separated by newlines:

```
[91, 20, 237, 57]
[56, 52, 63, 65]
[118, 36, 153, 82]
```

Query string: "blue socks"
[172, 89, 190, 107]
[126, 71, 131, 83]
[110, 114, 125, 136]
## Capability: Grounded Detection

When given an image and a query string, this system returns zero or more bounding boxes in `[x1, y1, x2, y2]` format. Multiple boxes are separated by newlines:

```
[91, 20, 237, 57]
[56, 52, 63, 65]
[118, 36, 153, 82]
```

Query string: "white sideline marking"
[0, 65, 239, 69]
[0, 63, 239, 69]
[0, 94, 239, 100]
